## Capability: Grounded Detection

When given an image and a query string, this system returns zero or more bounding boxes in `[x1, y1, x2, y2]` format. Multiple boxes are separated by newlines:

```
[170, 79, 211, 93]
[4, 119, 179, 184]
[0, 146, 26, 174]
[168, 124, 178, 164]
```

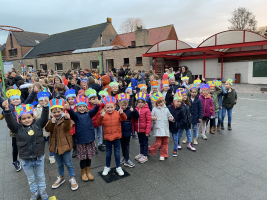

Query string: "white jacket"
[33, 104, 51, 137]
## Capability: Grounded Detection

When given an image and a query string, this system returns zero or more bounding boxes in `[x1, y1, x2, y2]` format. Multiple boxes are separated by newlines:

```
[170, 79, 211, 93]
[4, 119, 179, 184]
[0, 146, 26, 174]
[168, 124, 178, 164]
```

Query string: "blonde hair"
[155, 99, 165, 107]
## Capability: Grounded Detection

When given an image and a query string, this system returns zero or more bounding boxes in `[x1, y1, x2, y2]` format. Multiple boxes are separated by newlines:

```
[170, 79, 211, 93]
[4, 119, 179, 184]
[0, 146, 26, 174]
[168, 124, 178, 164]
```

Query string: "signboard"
[3, 61, 13, 73]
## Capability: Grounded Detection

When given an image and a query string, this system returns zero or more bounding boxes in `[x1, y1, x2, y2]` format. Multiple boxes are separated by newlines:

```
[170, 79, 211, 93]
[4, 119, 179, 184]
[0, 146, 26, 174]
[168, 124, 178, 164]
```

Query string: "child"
[86, 88, 105, 153]
[187, 84, 203, 145]
[68, 76, 80, 95]
[181, 75, 189, 88]
[34, 88, 55, 164]
[97, 96, 127, 176]
[168, 73, 180, 95]
[118, 78, 126, 94]
[138, 84, 152, 111]
[64, 95, 100, 182]
[132, 92, 152, 163]
[215, 79, 227, 130]
[167, 92, 185, 156]
[136, 73, 146, 92]
[149, 92, 174, 160]
[110, 81, 119, 97]
[161, 80, 173, 106]
[78, 78, 88, 97]
[116, 93, 139, 167]
[221, 79, 237, 130]
[160, 74, 169, 91]
[150, 80, 159, 109]
[101, 75, 111, 95]
[65, 89, 77, 158]
[3, 98, 50, 200]
[45, 99, 78, 191]
[131, 72, 138, 93]
[54, 83, 66, 99]
[208, 81, 222, 133]
[125, 87, 135, 108]
[199, 84, 214, 140]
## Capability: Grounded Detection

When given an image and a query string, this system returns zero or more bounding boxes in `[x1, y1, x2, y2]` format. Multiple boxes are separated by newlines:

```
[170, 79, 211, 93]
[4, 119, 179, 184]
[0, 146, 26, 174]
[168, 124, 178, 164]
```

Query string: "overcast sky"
[0, 0, 266, 46]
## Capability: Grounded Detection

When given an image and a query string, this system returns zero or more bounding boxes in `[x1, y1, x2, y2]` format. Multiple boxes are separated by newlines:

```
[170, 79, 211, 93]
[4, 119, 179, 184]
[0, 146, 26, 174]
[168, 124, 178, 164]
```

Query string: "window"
[90, 60, 99, 69]
[72, 62, 80, 69]
[40, 64, 47, 70]
[8, 49, 17, 56]
[124, 58, 129, 65]
[55, 63, 63, 71]
[136, 57, 142, 65]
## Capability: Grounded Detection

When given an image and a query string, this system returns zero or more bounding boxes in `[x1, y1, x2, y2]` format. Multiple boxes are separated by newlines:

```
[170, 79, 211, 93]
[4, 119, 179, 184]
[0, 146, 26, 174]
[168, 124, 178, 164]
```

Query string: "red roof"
[110, 25, 177, 47]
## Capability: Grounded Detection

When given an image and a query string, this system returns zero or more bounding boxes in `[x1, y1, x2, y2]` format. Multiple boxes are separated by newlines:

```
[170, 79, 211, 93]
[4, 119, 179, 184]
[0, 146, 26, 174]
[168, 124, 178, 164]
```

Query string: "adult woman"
[181, 66, 193, 84]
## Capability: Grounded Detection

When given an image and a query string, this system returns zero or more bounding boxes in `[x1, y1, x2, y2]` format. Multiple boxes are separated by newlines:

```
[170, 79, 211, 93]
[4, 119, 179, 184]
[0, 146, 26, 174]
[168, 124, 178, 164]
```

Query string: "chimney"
[135, 27, 149, 47]
[107, 17, 112, 24]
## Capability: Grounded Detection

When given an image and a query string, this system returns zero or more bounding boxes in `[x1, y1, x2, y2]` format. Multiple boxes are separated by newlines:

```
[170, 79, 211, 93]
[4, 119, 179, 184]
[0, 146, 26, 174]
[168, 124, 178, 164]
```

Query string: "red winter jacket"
[199, 94, 214, 118]
[132, 104, 152, 134]
[88, 102, 104, 127]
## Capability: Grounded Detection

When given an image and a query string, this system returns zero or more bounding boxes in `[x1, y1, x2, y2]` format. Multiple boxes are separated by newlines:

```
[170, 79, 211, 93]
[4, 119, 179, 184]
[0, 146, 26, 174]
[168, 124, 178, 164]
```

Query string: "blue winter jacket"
[189, 95, 203, 124]
[116, 106, 139, 137]
[67, 105, 100, 144]
[218, 85, 227, 107]
[167, 104, 185, 133]
[131, 78, 138, 92]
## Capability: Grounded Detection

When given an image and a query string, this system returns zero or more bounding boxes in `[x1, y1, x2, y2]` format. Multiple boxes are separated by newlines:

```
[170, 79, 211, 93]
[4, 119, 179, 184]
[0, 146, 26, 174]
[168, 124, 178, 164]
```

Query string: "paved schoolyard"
[0, 86, 267, 200]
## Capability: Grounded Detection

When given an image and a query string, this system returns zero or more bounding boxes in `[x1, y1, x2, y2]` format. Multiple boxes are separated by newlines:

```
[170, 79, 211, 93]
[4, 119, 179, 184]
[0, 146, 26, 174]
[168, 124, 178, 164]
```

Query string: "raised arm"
[2, 100, 19, 134]
[37, 106, 49, 128]
[89, 104, 100, 118]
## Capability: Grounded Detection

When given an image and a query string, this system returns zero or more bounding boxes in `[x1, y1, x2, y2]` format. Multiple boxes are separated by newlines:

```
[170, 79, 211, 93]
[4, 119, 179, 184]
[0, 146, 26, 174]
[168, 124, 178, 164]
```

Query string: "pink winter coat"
[199, 94, 214, 118]
[132, 104, 152, 134]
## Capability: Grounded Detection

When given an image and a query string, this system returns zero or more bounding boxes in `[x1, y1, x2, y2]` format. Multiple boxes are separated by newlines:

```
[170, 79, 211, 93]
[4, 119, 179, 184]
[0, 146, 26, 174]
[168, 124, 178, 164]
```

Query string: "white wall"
[223, 61, 249, 83]
[248, 62, 267, 84]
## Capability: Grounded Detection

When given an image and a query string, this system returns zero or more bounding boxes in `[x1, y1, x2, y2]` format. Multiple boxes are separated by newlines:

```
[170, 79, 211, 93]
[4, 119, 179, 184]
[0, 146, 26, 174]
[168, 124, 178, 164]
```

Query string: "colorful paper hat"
[200, 83, 210, 90]
[173, 92, 182, 101]
[138, 84, 147, 91]
[98, 88, 109, 97]
[176, 88, 187, 94]
[116, 93, 130, 102]
[194, 78, 201, 85]
[181, 75, 189, 81]
[85, 88, 97, 99]
[162, 79, 169, 87]
[226, 78, 235, 85]
[48, 99, 65, 110]
[15, 104, 34, 118]
[75, 95, 89, 106]
[163, 74, 169, 79]
[65, 89, 76, 100]
[109, 82, 119, 88]
[6, 85, 21, 100]
[135, 92, 147, 101]
[103, 96, 116, 105]
[168, 73, 175, 80]
[151, 92, 163, 102]
[150, 80, 159, 88]
[215, 78, 223, 87]
[125, 87, 133, 95]
[186, 84, 198, 91]
[37, 87, 50, 101]
[207, 81, 215, 88]
[80, 78, 88, 84]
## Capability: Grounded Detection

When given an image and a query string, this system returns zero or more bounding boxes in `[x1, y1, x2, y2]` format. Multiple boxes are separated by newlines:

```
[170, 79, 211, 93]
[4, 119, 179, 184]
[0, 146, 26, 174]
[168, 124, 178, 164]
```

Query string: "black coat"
[68, 84, 80, 95]
[163, 90, 174, 107]
[167, 104, 185, 133]
[181, 103, 192, 129]
[189, 95, 203, 124]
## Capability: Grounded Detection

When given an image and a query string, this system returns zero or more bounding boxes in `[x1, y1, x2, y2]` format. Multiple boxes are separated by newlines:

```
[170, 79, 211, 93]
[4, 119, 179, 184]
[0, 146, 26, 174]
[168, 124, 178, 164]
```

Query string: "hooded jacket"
[19, 83, 32, 100]
[199, 94, 214, 118]
[132, 104, 152, 134]
[101, 75, 111, 95]
[136, 74, 146, 92]
[168, 103, 185, 133]
[210, 85, 222, 113]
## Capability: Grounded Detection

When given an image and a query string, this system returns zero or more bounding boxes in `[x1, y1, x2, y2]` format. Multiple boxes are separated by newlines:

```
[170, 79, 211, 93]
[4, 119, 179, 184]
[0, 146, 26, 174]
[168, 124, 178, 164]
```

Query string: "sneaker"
[182, 137, 187, 144]
[52, 176, 65, 189]
[178, 145, 182, 150]
[193, 138, 198, 145]
[49, 156, 55, 164]
[72, 149, 76, 158]
[116, 167, 124, 176]
[139, 156, 148, 163]
[159, 157, 165, 161]
[30, 192, 39, 200]
[98, 145, 105, 152]
[120, 157, 125, 165]
[12, 161, 21, 172]
[135, 154, 143, 161]
[40, 191, 49, 200]
[201, 134, 208, 140]
[95, 148, 98, 154]
[173, 151, 178, 157]
[102, 166, 111, 176]
[124, 160, 135, 167]
[69, 177, 78, 191]
[187, 143, 196, 152]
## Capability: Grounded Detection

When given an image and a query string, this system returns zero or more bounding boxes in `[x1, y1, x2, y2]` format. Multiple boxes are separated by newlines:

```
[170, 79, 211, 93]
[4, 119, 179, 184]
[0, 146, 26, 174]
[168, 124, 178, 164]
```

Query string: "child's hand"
[101, 111, 106, 117]
[119, 107, 123, 114]
[172, 91, 174, 96]
[2, 100, 9, 110]
[169, 116, 174, 122]
[130, 107, 134, 112]
[51, 115, 56, 123]
[63, 102, 70, 110]
[34, 86, 39, 93]
[228, 88, 232, 93]
[133, 90, 136, 94]
[145, 134, 149, 137]
[94, 99, 101, 105]
[199, 119, 202, 122]
[153, 115, 157, 121]
[65, 113, 70, 120]
[43, 97, 49, 106]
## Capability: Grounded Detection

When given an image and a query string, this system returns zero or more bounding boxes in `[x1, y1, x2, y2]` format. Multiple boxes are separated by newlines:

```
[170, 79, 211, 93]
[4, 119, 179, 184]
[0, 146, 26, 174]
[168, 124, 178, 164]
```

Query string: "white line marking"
[239, 98, 267, 102]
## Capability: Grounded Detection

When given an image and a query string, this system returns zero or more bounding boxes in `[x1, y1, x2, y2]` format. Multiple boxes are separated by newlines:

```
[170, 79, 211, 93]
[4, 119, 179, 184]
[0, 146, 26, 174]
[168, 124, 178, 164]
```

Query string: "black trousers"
[120, 136, 131, 161]
[72, 134, 76, 150]
[12, 137, 18, 162]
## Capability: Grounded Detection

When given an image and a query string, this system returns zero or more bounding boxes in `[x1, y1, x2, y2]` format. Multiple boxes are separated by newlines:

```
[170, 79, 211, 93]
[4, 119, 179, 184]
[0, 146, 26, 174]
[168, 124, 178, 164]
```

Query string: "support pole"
[155, 58, 157, 75]
[221, 57, 223, 80]
[0, 51, 6, 99]
[203, 52, 206, 79]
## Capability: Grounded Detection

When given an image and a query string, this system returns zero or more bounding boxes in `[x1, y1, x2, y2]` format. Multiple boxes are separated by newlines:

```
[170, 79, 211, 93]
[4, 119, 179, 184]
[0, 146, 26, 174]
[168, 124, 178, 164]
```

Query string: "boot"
[217, 125, 221, 131]
[210, 127, 215, 134]
[81, 169, 89, 182]
[221, 123, 224, 130]
[212, 126, 216, 132]
[187, 143, 196, 152]
[228, 123, 232, 130]
[86, 167, 94, 181]
[182, 137, 187, 144]
[72, 149, 76, 158]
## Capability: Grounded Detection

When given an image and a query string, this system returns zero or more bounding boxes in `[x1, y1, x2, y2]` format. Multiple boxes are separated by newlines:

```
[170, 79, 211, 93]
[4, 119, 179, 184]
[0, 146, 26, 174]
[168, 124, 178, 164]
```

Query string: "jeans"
[54, 151, 75, 178]
[192, 123, 198, 138]
[172, 132, 178, 151]
[12, 137, 18, 162]
[94, 126, 103, 146]
[148, 137, 169, 157]
[217, 108, 222, 126]
[43, 137, 54, 157]
[21, 156, 46, 194]
[178, 128, 192, 143]
[120, 136, 131, 161]
[138, 133, 148, 156]
[105, 139, 120, 168]
[222, 107, 233, 124]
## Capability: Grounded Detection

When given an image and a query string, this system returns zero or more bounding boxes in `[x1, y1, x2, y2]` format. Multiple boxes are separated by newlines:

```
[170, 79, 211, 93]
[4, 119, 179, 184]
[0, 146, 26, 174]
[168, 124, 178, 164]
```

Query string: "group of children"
[1, 72, 237, 200]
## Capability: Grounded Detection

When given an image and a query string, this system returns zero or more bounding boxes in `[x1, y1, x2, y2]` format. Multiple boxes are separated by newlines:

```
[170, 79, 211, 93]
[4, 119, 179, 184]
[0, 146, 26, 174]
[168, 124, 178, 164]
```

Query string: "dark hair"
[128, 72, 132, 76]
[17, 80, 25, 87]
[68, 75, 73, 80]
[88, 76, 95, 87]
[54, 83, 64, 91]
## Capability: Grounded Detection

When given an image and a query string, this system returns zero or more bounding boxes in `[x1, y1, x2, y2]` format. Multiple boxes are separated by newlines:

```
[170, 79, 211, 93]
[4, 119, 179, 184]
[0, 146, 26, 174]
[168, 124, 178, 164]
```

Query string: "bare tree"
[228, 7, 257, 31]
[257, 26, 267, 36]
[119, 18, 145, 33]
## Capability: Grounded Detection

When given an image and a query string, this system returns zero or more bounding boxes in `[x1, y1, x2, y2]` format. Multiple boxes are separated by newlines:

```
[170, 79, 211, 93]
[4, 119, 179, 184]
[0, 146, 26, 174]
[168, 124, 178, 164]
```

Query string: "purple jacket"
[199, 94, 214, 118]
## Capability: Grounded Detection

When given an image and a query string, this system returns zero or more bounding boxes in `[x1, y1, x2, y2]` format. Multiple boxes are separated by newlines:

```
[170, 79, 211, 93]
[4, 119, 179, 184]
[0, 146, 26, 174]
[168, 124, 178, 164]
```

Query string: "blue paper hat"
[65, 89, 76, 100]
[37, 87, 50, 101]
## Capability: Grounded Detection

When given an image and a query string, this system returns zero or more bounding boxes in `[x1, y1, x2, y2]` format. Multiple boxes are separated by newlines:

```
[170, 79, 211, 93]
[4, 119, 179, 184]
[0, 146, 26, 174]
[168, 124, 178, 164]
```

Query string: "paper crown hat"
[125, 87, 133, 95]
[150, 80, 159, 88]
[215, 78, 223, 86]
[151, 92, 163, 102]
[176, 88, 187, 94]
[98, 88, 109, 96]
[138, 84, 147, 90]
[37, 87, 50, 101]
[163, 74, 169, 79]
[48, 99, 65, 109]
[109, 82, 119, 88]
[80, 78, 88, 84]
[200, 83, 210, 90]
[103, 95, 117, 105]
[173, 91, 183, 100]
[194, 78, 201, 85]
[6, 85, 21, 100]
[162, 79, 169, 87]
[115, 93, 130, 102]
[75, 95, 89, 106]
[15, 104, 34, 118]
[207, 81, 215, 88]
[168, 73, 175, 80]
[135, 92, 147, 101]
[181, 75, 189, 81]
[186, 83, 199, 90]
[65, 89, 76, 100]
[85, 88, 97, 99]
[226, 78, 235, 85]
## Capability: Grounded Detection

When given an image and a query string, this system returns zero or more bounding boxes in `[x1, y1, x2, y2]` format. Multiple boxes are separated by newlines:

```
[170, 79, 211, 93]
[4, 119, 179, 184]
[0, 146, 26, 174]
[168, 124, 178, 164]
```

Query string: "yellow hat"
[207, 81, 215, 88]
[6, 85, 21, 100]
